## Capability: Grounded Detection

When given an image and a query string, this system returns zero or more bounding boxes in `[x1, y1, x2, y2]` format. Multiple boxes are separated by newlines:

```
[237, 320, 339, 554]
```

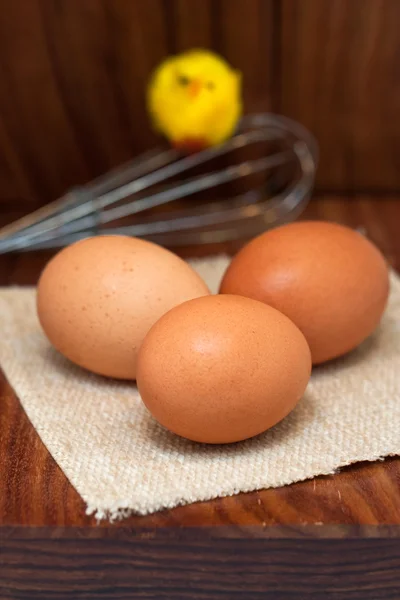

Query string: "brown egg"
[37, 235, 209, 379]
[137, 295, 311, 444]
[220, 221, 389, 364]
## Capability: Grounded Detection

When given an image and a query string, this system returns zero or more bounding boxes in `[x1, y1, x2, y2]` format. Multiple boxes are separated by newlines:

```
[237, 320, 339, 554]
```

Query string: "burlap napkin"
[1, 255, 399, 520]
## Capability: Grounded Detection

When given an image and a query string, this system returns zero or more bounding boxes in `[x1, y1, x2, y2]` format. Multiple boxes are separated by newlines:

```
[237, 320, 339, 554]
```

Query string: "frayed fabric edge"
[84, 450, 399, 523]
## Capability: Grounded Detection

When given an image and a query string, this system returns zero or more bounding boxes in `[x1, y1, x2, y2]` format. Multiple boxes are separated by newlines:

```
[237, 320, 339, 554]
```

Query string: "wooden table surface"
[1, 196, 400, 599]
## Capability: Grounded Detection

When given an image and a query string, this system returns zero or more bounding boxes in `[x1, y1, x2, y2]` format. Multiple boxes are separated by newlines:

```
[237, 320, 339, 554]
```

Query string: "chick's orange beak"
[188, 79, 202, 99]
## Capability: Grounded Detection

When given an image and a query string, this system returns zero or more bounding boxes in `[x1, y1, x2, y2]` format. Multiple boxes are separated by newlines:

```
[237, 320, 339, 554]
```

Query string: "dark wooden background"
[1, 5, 400, 596]
[0, 0, 399, 215]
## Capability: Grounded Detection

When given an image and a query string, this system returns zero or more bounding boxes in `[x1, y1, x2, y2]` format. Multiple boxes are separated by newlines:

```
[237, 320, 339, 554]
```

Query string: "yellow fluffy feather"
[147, 49, 242, 151]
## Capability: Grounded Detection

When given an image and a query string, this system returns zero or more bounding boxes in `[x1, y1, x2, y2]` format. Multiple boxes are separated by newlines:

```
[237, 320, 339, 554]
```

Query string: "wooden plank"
[1, 196, 400, 595]
[1, 0, 400, 206]
[0, 0, 91, 203]
[102, 0, 168, 154]
[1, 527, 399, 599]
[0, 0, 275, 208]
[216, 0, 274, 112]
[170, 0, 213, 51]
[0, 0, 168, 205]
[279, 0, 400, 191]
[39, 0, 138, 178]
[1, 196, 400, 530]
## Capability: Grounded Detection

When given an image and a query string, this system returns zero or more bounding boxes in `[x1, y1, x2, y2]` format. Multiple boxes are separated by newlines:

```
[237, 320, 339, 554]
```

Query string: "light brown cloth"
[1, 256, 399, 520]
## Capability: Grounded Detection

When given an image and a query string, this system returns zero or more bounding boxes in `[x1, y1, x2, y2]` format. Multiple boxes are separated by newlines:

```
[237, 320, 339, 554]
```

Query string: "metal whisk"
[0, 113, 317, 253]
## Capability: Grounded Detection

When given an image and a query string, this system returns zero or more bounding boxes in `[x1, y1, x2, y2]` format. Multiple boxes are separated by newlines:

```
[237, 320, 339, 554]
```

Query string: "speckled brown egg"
[220, 221, 389, 364]
[136, 294, 311, 444]
[37, 235, 209, 379]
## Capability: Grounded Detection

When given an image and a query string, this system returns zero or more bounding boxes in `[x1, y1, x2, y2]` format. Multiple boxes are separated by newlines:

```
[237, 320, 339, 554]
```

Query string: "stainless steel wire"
[0, 113, 318, 252]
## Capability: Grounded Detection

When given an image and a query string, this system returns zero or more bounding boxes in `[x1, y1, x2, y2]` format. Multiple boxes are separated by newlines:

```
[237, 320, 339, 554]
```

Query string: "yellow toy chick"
[147, 49, 242, 152]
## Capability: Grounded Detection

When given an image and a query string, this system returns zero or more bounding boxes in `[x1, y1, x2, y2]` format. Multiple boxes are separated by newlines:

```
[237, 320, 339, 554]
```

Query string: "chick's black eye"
[178, 75, 190, 86]
[207, 81, 215, 90]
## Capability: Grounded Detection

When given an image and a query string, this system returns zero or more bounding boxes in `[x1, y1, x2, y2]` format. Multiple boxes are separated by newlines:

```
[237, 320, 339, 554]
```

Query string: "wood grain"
[1, 528, 400, 600]
[0, 0, 274, 207]
[213, 0, 273, 113]
[280, 0, 400, 192]
[169, 0, 214, 51]
[1, 197, 400, 598]
[0, 0, 400, 205]
[0, 196, 399, 529]
[1, 0, 400, 205]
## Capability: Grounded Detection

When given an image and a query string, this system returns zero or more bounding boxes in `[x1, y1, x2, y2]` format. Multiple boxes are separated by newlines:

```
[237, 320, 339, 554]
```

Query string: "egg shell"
[37, 235, 210, 379]
[137, 294, 311, 444]
[220, 221, 390, 364]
